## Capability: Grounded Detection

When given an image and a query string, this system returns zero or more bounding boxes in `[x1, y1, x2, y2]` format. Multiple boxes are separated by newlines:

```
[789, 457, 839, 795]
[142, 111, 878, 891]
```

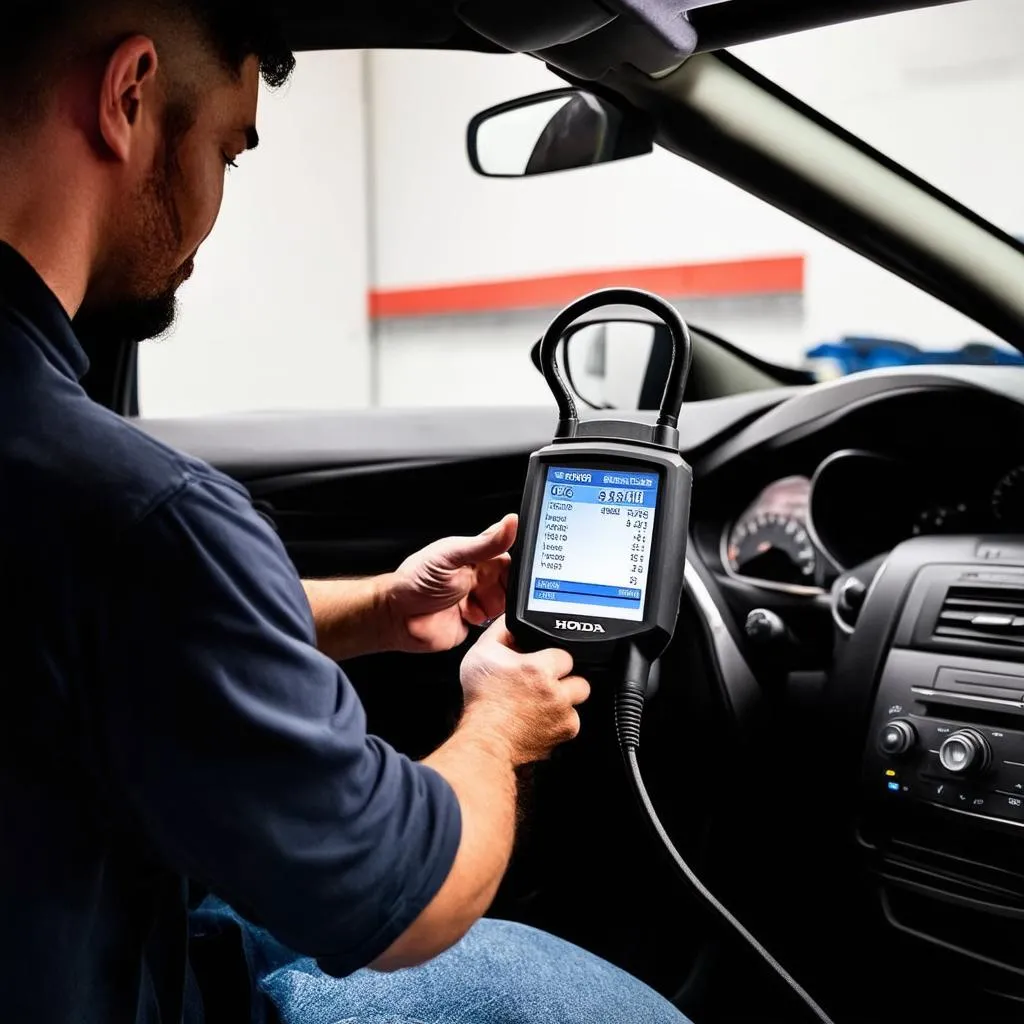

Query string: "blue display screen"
[527, 466, 659, 622]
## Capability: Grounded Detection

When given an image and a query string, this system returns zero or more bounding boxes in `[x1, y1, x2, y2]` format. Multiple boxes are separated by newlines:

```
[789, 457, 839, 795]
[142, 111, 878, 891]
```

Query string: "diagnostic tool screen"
[527, 465, 660, 622]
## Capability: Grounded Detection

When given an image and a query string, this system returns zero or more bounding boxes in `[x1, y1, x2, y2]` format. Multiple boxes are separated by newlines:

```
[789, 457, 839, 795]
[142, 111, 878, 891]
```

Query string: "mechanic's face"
[78, 56, 260, 345]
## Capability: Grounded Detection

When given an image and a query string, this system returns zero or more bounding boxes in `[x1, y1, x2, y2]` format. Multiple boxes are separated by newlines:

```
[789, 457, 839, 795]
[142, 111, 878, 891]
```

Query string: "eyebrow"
[244, 126, 260, 151]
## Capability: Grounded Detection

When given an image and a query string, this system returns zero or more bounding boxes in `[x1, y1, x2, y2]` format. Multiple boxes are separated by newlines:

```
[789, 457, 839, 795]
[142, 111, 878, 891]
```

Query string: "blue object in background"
[806, 335, 1024, 378]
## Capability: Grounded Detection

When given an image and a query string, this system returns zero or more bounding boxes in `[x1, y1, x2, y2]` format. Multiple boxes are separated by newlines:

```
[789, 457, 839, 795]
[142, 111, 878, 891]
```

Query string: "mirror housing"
[467, 88, 654, 178]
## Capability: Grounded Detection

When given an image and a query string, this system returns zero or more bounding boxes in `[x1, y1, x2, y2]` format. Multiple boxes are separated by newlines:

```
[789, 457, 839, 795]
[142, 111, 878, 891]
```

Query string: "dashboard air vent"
[933, 586, 1024, 649]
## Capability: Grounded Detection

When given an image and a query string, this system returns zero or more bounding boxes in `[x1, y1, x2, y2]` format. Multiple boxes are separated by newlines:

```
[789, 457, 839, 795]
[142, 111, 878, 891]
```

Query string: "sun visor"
[456, 0, 699, 78]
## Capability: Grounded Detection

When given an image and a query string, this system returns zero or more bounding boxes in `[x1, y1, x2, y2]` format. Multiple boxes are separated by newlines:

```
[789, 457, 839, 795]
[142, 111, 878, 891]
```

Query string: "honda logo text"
[554, 620, 605, 633]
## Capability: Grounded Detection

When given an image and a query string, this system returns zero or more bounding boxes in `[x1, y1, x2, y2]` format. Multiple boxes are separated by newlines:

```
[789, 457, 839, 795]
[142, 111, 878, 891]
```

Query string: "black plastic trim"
[880, 885, 1024, 979]
[690, 0, 966, 53]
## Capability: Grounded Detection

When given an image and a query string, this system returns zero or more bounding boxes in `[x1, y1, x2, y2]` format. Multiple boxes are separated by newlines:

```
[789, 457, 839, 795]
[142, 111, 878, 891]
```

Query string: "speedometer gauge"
[726, 512, 818, 586]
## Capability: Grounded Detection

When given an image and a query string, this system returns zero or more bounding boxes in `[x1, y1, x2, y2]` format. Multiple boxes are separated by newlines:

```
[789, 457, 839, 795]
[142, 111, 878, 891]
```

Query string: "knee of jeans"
[260, 919, 691, 1024]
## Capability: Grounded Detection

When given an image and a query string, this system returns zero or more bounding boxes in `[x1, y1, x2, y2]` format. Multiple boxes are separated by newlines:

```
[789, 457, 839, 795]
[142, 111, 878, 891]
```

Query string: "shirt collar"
[0, 241, 89, 381]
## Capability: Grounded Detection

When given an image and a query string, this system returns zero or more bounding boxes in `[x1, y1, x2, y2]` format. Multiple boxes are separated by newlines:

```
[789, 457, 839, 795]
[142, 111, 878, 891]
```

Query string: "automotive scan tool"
[507, 287, 834, 1024]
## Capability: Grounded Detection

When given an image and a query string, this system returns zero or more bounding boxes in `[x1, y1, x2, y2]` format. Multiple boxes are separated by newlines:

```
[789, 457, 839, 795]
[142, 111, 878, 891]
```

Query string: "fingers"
[476, 620, 574, 677]
[553, 709, 582, 746]
[460, 620, 590, 763]
[404, 610, 469, 653]
[438, 514, 518, 569]
[559, 674, 591, 707]
[550, 679, 588, 747]
[477, 614, 513, 647]
[478, 620, 576, 681]
[465, 553, 511, 623]
[528, 645, 574, 680]
[459, 591, 492, 627]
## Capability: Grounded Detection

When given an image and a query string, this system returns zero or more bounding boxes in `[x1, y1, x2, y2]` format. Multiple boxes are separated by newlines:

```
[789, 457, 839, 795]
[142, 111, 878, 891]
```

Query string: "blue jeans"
[192, 898, 691, 1024]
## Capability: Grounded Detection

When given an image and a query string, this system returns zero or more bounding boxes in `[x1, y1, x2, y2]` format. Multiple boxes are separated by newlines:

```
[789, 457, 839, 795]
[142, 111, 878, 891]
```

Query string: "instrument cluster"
[723, 456, 1024, 591]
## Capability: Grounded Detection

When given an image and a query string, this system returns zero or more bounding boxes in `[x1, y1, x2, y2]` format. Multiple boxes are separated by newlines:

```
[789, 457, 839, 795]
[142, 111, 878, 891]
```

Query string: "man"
[0, 3, 691, 1022]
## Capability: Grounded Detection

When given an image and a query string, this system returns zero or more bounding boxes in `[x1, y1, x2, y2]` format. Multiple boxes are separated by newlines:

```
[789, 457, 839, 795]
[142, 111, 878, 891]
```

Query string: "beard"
[73, 288, 180, 349]
[74, 113, 191, 350]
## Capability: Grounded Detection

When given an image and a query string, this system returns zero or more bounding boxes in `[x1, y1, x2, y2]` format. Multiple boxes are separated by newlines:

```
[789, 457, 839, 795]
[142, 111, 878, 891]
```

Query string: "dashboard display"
[528, 465, 659, 622]
[727, 513, 817, 585]
[724, 477, 818, 587]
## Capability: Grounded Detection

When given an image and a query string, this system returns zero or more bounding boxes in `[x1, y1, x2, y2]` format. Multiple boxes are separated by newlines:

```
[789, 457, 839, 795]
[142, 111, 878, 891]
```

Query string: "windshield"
[737, 0, 1023, 236]
[137, 2, 1024, 417]
[730, 0, 1024, 376]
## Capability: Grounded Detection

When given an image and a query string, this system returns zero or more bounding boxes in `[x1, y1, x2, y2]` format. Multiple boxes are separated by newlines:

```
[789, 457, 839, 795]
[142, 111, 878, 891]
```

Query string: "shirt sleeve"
[89, 468, 462, 976]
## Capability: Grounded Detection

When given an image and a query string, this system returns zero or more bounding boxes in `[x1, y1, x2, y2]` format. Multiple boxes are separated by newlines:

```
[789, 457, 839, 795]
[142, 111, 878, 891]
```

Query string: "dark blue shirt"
[0, 243, 461, 1023]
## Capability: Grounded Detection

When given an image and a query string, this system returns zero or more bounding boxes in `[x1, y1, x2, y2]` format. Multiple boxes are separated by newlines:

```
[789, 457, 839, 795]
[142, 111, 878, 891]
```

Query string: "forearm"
[302, 575, 396, 660]
[370, 708, 518, 970]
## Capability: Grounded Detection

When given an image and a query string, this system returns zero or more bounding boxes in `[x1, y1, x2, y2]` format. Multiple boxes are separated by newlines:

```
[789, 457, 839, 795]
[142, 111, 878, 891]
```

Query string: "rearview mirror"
[562, 319, 673, 410]
[467, 88, 654, 178]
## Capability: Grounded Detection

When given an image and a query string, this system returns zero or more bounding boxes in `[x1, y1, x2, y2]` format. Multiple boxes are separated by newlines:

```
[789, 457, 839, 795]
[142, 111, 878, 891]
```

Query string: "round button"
[878, 719, 916, 757]
[938, 729, 992, 776]
[838, 577, 867, 616]
[745, 608, 785, 643]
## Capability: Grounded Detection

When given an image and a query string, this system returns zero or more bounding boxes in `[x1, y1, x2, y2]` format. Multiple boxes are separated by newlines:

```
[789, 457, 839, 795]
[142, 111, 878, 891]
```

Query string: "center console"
[864, 564, 1024, 829]
[832, 538, 1024, 1009]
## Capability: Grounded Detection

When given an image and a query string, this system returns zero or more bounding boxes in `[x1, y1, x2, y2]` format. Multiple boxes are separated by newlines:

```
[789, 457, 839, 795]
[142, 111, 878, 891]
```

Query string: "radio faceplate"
[864, 648, 1024, 830]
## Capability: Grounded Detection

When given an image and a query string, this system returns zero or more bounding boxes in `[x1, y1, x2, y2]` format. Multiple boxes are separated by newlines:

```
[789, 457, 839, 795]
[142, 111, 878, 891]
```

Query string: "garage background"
[137, 0, 1024, 418]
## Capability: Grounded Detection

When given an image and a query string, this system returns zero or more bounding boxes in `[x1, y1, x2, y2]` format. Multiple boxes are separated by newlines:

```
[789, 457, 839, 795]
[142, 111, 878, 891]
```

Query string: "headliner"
[276, 1, 964, 55]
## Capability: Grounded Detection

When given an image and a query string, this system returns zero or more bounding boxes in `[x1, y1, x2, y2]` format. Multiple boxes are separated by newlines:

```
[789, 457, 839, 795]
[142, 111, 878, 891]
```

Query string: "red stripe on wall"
[368, 256, 804, 319]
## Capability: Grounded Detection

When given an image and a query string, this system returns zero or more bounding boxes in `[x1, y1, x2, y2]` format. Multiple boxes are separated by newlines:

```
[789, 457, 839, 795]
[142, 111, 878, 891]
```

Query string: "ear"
[97, 35, 160, 163]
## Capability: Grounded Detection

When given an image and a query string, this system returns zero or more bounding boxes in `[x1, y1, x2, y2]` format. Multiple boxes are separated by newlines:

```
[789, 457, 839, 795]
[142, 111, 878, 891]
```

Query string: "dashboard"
[692, 382, 1024, 595]
[721, 456, 1024, 592]
[678, 369, 1024, 1021]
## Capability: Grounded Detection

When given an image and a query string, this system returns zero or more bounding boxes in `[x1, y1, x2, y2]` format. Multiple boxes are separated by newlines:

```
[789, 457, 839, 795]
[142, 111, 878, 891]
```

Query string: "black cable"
[616, 696, 835, 1024]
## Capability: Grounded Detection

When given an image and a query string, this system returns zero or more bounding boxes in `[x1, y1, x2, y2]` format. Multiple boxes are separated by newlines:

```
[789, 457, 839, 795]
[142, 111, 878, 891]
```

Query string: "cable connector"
[615, 685, 647, 751]
[615, 645, 651, 751]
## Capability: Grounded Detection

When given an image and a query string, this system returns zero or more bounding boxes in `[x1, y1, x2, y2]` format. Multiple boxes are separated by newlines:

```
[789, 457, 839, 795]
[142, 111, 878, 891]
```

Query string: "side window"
[138, 51, 372, 418]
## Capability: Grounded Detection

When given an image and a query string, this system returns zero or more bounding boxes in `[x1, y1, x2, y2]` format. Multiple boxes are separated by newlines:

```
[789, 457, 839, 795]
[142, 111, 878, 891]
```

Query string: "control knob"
[938, 729, 992, 776]
[878, 719, 916, 757]
[837, 577, 867, 619]
[745, 608, 789, 644]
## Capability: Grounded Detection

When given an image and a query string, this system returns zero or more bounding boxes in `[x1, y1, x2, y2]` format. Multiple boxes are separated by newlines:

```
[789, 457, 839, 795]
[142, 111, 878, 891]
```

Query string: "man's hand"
[458, 616, 589, 764]
[302, 514, 517, 661]
[372, 618, 589, 971]
[381, 514, 518, 654]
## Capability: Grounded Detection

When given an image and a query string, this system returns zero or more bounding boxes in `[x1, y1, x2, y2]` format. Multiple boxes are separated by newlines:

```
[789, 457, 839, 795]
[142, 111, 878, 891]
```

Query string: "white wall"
[139, 50, 371, 418]
[377, 314, 553, 407]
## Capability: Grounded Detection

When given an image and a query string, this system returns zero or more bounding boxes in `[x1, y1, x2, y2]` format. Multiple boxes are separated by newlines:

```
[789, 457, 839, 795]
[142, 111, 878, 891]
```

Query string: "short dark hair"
[179, 1, 296, 89]
[0, 1, 295, 131]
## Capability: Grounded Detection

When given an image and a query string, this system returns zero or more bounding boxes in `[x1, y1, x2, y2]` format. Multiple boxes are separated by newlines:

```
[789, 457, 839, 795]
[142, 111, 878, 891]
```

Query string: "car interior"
[78, 2, 1024, 1022]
